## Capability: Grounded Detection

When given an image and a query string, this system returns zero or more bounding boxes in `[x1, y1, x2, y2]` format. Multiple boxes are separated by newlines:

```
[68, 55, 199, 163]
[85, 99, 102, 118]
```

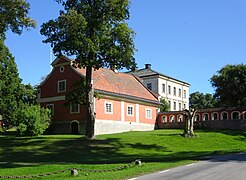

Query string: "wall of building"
[157, 108, 246, 130]
[158, 77, 189, 111]
[94, 97, 157, 135]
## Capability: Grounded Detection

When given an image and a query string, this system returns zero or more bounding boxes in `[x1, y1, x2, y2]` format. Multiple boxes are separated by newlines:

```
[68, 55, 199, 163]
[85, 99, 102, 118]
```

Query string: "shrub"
[15, 104, 51, 136]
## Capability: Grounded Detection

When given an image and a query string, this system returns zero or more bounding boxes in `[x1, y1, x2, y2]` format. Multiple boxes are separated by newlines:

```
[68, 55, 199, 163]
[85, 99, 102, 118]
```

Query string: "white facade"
[133, 64, 190, 111]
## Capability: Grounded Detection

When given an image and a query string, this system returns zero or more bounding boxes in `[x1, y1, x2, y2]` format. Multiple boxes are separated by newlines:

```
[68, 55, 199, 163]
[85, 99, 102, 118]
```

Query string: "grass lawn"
[0, 129, 246, 179]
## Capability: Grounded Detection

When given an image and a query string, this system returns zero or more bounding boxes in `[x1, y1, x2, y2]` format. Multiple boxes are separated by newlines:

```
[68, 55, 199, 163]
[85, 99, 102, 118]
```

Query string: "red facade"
[38, 57, 160, 135]
[157, 107, 246, 130]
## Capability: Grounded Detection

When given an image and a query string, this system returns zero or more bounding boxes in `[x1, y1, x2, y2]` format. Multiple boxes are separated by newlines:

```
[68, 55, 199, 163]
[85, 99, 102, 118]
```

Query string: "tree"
[189, 91, 218, 109]
[210, 64, 246, 107]
[15, 104, 51, 136]
[183, 109, 197, 137]
[0, 38, 22, 125]
[0, 0, 36, 38]
[159, 98, 170, 112]
[40, 0, 136, 139]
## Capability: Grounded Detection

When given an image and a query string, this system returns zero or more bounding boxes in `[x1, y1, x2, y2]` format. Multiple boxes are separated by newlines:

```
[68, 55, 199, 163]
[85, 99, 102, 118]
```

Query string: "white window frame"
[70, 103, 80, 114]
[127, 105, 134, 116]
[162, 84, 165, 93]
[168, 85, 171, 95]
[173, 102, 176, 111]
[58, 80, 66, 93]
[183, 90, 187, 98]
[46, 104, 54, 115]
[173, 87, 176, 96]
[178, 88, 181, 97]
[60, 66, 65, 73]
[145, 108, 152, 119]
[105, 102, 113, 114]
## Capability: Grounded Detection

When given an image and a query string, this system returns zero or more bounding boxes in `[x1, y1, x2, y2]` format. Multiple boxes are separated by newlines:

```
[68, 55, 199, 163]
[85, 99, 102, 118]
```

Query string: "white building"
[131, 64, 190, 111]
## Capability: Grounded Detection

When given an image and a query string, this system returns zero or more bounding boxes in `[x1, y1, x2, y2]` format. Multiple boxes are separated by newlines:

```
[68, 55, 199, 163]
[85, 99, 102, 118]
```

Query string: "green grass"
[0, 129, 246, 179]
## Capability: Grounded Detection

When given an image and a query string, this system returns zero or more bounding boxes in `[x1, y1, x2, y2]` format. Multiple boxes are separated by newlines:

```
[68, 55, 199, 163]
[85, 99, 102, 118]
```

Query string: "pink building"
[38, 56, 160, 135]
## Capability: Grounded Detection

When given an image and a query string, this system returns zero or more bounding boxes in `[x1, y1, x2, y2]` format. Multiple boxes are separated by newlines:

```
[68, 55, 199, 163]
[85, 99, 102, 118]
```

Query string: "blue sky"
[5, 0, 246, 94]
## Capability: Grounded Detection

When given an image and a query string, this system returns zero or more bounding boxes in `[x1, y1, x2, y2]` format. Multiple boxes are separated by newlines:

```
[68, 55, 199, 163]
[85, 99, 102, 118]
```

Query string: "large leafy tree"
[0, 39, 22, 124]
[210, 64, 246, 107]
[189, 91, 218, 109]
[0, 0, 36, 38]
[40, 0, 136, 139]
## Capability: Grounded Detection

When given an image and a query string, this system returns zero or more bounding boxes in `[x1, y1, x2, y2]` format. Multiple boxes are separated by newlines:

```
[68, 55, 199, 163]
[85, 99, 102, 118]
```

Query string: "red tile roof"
[73, 66, 159, 103]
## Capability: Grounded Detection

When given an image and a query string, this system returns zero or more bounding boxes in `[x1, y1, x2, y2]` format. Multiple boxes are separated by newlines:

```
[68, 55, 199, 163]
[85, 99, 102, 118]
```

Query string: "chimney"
[145, 63, 151, 69]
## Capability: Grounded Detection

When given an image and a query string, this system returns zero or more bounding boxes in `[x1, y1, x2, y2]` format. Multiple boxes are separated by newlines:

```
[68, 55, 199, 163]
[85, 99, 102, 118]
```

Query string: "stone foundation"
[95, 119, 155, 135]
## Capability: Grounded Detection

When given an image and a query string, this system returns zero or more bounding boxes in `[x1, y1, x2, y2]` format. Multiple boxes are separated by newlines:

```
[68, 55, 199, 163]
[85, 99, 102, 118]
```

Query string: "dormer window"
[58, 80, 66, 92]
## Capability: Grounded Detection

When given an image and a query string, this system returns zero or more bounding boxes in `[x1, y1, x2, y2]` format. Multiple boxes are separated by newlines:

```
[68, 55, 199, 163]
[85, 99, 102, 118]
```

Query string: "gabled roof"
[130, 64, 190, 86]
[73, 66, 160, 105]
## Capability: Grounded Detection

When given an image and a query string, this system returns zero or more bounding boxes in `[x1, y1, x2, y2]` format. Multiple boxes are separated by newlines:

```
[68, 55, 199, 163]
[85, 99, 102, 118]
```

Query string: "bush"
[15, 104, 51, 136]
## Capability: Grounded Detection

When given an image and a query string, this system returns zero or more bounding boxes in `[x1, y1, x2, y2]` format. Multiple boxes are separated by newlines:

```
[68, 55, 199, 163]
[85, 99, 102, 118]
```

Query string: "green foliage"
[189, 91, 218, 109]
[41, 0, 136, 139]
[65, 78, 99, 106]
[210, 64, 246, 107]
[40, 0, 136, 70]
[0, 0, 36, 38]
[0, 38, 22, 123]
[159, 98, 170, 112]
[15, 104, 51, 136]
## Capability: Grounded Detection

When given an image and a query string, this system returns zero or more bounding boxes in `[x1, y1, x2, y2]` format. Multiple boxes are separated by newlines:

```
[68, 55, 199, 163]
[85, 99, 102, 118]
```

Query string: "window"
[173, 102, 176, 111]
[58, 80, 66, 92]
[232, 111, 240, 119]
[211, 113, 218, 120]
[173, 87, 176, 96]
[60, 66, 65, 73]
[168, 85, 171, 95]
[221, 112, 228, 120]
[183, 90, 187, 98]
[146, 109, 152, 119]
[202, 113, 209, 121]
[168, 100, 171, 109]
[183, 103, 186, 110]
[46, 104, 54, 115]
[127, 105, 134, 116]
[147, 83, 152, 90]
[105, 102, 113, 114]
[170, 115, 175, 122]
[70, 103, 80, 113]
[162, 115, 167, 123]
[162, 84, 165, 93]
[179, 103, 182, 111]
[178, 88, 181, 97]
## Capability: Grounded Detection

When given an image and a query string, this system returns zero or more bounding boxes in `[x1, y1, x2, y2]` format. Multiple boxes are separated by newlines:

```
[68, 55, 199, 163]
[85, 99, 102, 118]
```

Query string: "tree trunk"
[85, 66, 95, 139]
[189, 109, 197, 136]
[183, 110, 189, 135]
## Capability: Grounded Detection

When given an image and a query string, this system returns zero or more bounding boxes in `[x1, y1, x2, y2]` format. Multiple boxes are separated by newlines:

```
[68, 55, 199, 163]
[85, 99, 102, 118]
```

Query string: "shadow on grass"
[0, 130, 245, 169]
